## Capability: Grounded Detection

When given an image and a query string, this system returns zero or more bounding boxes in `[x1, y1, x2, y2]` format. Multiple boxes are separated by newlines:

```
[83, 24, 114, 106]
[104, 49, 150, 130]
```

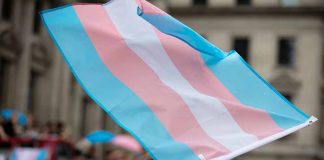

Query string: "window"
[0, 59, 8, 108]
[237, 0, 251, 6]
[1, 0, 12, 20]
[278, 38, 295, 66]
[33, 0, 42, 33]
[281, 0, 300, 7]
[193, 0, 207, 6]
[233, 37, 249, 62]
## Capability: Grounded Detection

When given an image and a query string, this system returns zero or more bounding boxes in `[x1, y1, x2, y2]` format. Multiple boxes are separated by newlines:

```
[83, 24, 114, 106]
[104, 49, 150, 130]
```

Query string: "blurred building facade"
[0, 0, 123, 141]
[0, 0, 323, 159]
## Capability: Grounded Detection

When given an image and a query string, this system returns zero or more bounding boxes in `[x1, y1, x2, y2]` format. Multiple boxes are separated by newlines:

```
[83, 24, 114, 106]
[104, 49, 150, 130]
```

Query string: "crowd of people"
[0, 114, 70, 140]
[0, 111, 152, 160]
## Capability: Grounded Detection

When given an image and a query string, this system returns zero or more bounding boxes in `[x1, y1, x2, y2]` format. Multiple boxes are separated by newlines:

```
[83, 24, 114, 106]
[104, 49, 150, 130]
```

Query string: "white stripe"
[103, 0, 258, 151]
[16, 148, 38, 159]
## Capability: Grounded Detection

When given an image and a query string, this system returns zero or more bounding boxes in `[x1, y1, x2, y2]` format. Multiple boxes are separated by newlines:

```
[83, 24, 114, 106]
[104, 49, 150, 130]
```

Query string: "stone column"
[250, 31, 277, 79]
[252, 0, 278, 6]
[104, 114, 122, 134]
[168, 0, 191, 7]
[294, 30, 322, 146]
[209, 30, 231, 52]
[5, 63, 17, 108]
[43, 47, 62, 121]
[69, 83, 84, 140]
[85, 102, 103, 134]
[58, 60, 72, 122]
[209, 0, 235, 7]
[14, 0, 34, 112]
[12, 0, 22, 33]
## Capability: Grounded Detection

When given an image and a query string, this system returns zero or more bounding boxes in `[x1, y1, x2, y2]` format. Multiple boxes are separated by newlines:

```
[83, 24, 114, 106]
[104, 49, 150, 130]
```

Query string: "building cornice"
[168, 6, 324, 18]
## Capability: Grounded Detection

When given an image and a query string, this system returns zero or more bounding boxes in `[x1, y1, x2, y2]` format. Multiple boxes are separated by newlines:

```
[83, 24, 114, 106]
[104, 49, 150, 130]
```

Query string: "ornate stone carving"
[270, 71, 301, 94]
[31, 42, 51, 71]
[0, 29, 22, 57]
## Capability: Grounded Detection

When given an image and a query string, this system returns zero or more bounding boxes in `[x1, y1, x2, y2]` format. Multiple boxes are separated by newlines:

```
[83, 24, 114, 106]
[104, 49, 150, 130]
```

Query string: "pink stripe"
[135, 0, 142, 9]
[73, 5, 230, 158]
[17, 149, 39, 160]
[154, 29, 283, 139]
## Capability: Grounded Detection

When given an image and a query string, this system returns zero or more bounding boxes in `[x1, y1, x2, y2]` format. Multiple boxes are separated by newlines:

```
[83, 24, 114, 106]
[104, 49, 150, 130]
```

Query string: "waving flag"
[41, 0, 316, 159]
[1, 109, 27, 126]
[83, 131, 142, 153]
[112, 135, 143, 153]
[85, 130, 115, 144]
[10, 148, 47, 160]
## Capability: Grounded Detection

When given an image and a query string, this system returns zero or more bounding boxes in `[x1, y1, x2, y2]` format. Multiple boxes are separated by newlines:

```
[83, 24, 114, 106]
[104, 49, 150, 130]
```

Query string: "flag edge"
[214, 116, 317, 160]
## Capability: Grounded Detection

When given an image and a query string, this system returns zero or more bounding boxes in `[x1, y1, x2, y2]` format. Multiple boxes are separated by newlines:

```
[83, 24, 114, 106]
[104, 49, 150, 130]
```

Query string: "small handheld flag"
[10, 148, 48, 160]
[41, 0, 317, 159]
[0, 109, 27, 126]
[85, 130, 115, 144]
[112, 134, 142, 153]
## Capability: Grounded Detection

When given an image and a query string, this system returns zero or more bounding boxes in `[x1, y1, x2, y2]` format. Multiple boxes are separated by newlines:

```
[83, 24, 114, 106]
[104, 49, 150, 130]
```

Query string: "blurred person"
[56, 121, 71, 139]
[83, 146, 97, 160]
[76, 138, 91, 153]
[104, 148, 130, 160]
[40, 121, 57, 139]
[21, 115, 40, 139]
[75, 138, 97, 160]
[73, 149, 86, 160]
[12, 114, 24, 137]
[2, 115, 17, 137]
[0, 117, 8, 139]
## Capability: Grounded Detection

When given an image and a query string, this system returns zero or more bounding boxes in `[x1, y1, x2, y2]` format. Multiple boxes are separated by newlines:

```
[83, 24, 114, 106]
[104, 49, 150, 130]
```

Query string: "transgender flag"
[10, 148, 47, 160]
[41, 0, 316, 159]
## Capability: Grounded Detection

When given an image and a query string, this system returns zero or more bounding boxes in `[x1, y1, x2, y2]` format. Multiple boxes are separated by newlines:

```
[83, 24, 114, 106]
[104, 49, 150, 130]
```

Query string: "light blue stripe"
[36, 149, 47, 160]
[41, 5, 199, 160]
[201, 52, 309, 129]
[139, 12, 310, 129]
[138, 8, 225, 60]
[10, 150, 17, 160]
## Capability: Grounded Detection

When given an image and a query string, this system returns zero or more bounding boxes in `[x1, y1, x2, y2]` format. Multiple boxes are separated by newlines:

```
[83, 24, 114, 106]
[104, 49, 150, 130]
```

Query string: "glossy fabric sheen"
[41, 0, 311, 159]
[74, 4, 226, 158]
[139, 1, 309, 129]
[41, 5, 199, 160]
[104, 0, 260, 153]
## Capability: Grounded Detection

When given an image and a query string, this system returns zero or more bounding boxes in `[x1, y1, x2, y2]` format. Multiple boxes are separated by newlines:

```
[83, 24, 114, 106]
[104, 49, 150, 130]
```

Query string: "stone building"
[0, 0, 323, 159]
[0, 0, 122, 141]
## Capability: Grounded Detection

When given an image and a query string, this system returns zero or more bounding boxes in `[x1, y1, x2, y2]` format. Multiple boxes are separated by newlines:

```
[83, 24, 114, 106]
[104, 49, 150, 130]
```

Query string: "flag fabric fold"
[41, 0, 316, 159]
